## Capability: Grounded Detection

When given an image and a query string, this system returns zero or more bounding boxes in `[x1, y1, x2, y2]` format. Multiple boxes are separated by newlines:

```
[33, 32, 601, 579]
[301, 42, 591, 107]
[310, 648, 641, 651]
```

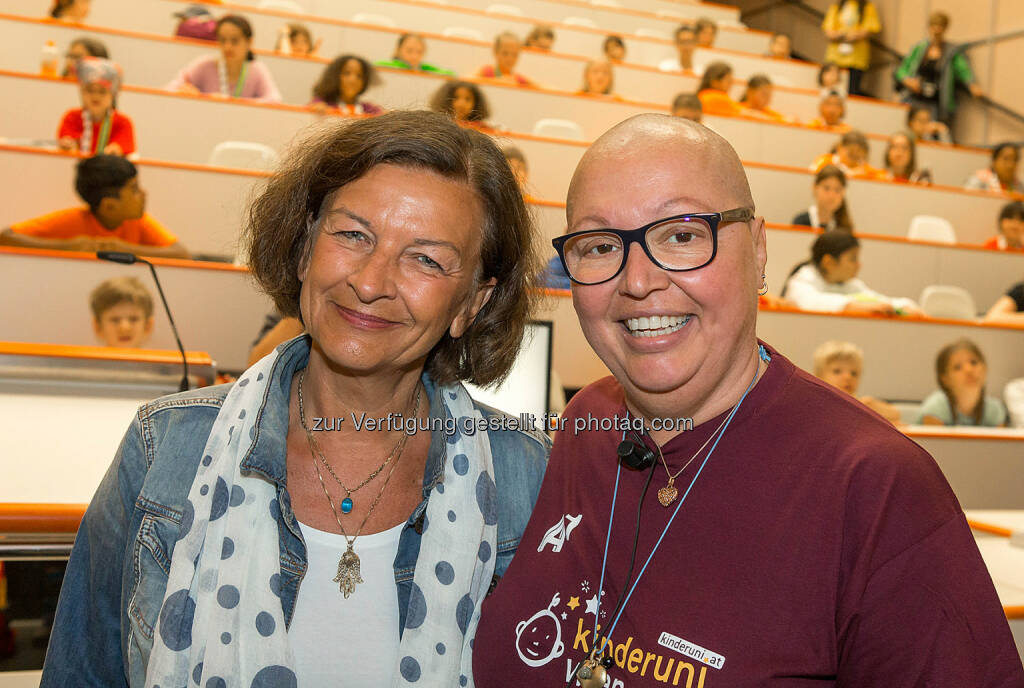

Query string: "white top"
[784, 263, 917, 313]
[289, 520, 404, 687]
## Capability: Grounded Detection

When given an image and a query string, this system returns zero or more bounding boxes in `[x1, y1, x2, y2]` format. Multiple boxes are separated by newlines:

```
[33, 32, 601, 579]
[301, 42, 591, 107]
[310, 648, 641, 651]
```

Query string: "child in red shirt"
[57, 57, 136, 156]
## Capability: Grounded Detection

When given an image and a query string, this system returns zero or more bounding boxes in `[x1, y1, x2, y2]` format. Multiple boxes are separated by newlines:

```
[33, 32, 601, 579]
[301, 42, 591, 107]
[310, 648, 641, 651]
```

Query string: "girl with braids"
[915, 339, 1007, 426]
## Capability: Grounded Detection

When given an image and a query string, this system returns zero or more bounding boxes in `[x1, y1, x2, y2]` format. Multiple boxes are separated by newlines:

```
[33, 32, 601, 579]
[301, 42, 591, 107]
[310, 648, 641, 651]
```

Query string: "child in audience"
[50, 0, 90, 22]
[697, 62, 750, 117]
[478, 32, 535, 86]
[90, 276, 154, 348]
[782, 230, 921, 314]
[57, 58, 135, 156]
[524, 25, 555, 50]
[768, 33, 792, 59]
[808, 90, 850, 130]
[964, 142, 1023, 194]
[429, 81, 493, 131]
[671, 92, 703, 122]
[983, 201, 1024, 250]
[502, 146, 529, 193]
[603, 35, 626, 63]
[62, 36, 107, 79]
[983, 280, 1024, 324]
[740, 74, 787, 121]
[813, 340, 902, 425]
[792, 165, 854, 231]
[375, 34, 454, 75]
[309, 55, 382, 115]
[883, 131, 931, 184]
[818, 63, 846, 97]
[578, 60, 618, 98]
[695, 17, 717, 47]
[659, 24, 696, 73]
[275, 23, 319, 57]
[907, 104, 950, 143]
[811, 130, 883, 179]
[0, 155, 189, 259]
[167, 15, 282, 102]
[915, 339, 1007, 426]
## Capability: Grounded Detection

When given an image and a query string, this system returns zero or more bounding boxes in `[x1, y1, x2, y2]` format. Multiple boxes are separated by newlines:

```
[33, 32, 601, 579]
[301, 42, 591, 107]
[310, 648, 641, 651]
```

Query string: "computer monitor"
[464, 320, 552, 426]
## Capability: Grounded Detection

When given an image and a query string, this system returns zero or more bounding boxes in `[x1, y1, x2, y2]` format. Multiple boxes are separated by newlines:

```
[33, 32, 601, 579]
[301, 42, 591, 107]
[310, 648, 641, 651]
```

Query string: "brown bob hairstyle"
[243, 110, 541, 387]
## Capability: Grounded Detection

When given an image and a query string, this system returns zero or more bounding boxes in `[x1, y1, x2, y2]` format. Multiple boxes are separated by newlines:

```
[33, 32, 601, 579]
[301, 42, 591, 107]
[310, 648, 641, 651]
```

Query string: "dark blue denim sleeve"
[40, 415, 143, 687]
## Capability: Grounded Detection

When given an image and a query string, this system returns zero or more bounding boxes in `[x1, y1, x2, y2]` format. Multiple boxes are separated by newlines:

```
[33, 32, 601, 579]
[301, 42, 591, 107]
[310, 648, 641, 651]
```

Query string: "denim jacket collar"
[239, 335, 447, 495]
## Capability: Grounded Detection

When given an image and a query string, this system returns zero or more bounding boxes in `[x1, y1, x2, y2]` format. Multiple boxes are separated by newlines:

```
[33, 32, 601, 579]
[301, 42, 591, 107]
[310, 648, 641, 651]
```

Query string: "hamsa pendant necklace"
[298, 369, 421, 597]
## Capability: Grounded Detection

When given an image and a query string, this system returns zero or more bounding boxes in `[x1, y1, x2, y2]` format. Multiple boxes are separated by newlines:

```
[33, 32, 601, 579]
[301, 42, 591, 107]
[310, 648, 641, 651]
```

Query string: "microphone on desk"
[96, 251, 190, 392]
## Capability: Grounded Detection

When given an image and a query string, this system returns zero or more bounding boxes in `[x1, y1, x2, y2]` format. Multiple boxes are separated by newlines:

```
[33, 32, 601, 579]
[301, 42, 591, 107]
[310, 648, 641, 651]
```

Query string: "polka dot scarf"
[145, 350, 497, 687]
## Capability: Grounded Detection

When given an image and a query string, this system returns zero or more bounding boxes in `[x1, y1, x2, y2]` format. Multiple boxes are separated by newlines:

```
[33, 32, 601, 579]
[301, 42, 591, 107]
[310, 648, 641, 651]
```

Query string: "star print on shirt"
[567, 596, 580, 611]
[585, 595, 599, 617]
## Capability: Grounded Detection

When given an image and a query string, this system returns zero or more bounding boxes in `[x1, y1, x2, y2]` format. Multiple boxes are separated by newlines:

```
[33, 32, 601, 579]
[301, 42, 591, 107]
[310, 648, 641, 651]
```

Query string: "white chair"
[563, 16, 599, 28]
[532, 119, 585, 141]
[635, 28, 665, 39]
[485, 3, 523, 16]
[442, 26, 485, 41]
[258, 0, 306, 12]
[208, 141, 280, 171]
[908, 215, 956, 243]
[351, 13, 396, 27]
[919, 285, 977, 320]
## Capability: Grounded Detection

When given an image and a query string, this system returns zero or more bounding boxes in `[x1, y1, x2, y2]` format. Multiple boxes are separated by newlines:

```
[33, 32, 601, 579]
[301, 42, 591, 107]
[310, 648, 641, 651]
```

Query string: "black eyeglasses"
[551, 208, 754, 286]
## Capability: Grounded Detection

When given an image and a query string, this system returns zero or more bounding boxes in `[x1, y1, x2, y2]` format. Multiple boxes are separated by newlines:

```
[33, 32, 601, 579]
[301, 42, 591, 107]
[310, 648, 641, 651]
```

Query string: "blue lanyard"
[589, 346, 769, 660]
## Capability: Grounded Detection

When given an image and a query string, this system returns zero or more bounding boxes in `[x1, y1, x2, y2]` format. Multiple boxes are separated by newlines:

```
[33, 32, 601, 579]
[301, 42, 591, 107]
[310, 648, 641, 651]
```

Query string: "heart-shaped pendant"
[657, 484, 678, 507]
[576, 658, 608, 688]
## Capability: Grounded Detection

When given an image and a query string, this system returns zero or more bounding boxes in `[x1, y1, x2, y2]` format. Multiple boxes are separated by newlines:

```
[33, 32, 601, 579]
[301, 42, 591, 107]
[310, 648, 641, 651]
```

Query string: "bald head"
[567, 114, 753, 225]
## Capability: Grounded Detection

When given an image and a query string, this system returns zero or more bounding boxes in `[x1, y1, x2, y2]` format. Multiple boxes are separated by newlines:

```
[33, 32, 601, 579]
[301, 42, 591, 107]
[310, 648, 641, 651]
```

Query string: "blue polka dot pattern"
[436, 643, 446, 655]
[200, 484, 209, 496]
[405, 583, 427, 629]
[217, 585, 240, 609]
[220, 632, 231, 645]
[192, 662, 203, 684]
[158, 589, 195, 651]
[435, 561, 454, 585]
[436, 483, 444, 494]
[269, 498, 280, 521]
[460, 675, 468, 686]
[202, 455, 212, 467]
[447, 510, 456, 523]
[250, 665, 296, 688]
[399, 656, 421, 682]
[455, 594, 474, 636]
[177, 500, 194, 542]
[478, 541, 491, 563]
[256, 372, 264, 381]
[230, 485, 245, 507]
[238, 378, 249, 387]
[209, 478, 230, 521]
[452, 453, 469, 475]
[255, 611, 275, 637]
[445, 418, 463, 445]
[269, 573, 282, 598]
[199, 569, 217, 593]
[206, 678, 226, 688]
[249, 425, 257, 440]
[476, 471, 498, 525]
[238, 409, 246, 419]
[221, 538, 234, 560]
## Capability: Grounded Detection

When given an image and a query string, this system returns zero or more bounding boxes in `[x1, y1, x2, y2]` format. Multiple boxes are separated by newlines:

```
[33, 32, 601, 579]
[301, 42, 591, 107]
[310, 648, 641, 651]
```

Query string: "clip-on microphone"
[617, 431, 656, 471]
[96, 251, 190, 392]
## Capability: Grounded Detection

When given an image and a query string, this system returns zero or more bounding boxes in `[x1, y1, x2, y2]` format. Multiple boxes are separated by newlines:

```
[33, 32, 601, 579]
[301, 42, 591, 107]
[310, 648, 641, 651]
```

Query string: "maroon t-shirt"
[474, 347, 1023, 687]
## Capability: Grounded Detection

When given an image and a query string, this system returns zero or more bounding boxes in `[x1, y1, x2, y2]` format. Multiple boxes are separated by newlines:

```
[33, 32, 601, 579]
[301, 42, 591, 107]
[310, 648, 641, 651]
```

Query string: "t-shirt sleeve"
[1006, 282, 1024, 312]
[913, 390, 951, 424]
[111, 114, 136, 155]
[8, 209, 81, 239]
[139, 215, 178, 247]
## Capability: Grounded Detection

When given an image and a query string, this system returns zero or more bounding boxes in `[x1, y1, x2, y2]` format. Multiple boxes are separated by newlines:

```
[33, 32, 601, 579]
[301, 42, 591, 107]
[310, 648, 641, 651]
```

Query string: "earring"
[758, 273, 769, 296]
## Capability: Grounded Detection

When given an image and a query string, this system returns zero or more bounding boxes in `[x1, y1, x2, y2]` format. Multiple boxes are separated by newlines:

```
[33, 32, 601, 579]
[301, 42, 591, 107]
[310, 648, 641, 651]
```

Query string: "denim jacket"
[41, 336, 550, 687]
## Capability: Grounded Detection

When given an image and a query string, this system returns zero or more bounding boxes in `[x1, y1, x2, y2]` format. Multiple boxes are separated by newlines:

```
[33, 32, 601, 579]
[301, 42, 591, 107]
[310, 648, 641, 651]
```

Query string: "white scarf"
[145, 348, 497, 687]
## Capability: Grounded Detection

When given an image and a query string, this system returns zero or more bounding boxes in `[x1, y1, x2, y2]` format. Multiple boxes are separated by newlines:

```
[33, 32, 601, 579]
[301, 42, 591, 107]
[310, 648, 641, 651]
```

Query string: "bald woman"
[474, 115, 1022, 686]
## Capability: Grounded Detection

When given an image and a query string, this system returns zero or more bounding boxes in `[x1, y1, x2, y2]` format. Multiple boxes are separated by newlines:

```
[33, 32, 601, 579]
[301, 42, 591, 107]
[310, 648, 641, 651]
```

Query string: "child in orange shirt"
[811, 130, 884, 179]
[697, 62, 747, 117]
[740, 74, 789, 122]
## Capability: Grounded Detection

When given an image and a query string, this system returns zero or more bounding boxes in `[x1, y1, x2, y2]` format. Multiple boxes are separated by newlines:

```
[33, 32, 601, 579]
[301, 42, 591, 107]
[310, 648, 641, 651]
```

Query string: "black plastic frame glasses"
[551, 207, 754, 285]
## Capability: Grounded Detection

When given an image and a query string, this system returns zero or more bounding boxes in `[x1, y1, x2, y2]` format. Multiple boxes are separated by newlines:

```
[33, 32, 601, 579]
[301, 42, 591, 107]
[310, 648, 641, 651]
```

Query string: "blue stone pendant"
[341, 497, 353, 514]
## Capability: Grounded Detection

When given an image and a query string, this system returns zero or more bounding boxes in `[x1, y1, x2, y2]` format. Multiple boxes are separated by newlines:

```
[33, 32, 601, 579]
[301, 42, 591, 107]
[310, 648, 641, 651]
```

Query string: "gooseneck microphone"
[96, 251, 190, 392]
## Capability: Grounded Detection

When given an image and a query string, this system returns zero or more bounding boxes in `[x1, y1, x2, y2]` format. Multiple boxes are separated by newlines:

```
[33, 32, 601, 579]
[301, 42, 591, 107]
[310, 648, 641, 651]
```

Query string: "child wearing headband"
[57, 57, 135, 156]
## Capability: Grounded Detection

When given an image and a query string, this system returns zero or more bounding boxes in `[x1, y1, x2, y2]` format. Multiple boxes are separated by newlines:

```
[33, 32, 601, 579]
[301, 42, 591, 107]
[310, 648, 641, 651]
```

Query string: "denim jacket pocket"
[126, 503, 181, 682]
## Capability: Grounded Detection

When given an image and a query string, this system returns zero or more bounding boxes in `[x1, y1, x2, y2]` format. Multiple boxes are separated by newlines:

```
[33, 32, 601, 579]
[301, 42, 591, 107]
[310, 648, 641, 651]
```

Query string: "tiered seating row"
[0, 7, 912, 134]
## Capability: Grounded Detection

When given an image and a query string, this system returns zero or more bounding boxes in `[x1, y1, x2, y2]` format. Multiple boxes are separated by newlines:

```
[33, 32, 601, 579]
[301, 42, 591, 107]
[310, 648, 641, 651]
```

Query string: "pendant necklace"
[297, 369, 422, 597]
[654, 411, 731, 507]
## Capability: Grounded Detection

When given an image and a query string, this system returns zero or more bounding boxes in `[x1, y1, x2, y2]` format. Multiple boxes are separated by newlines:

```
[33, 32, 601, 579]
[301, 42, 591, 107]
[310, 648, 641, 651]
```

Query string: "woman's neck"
[817, 204, 835, 223]
[224, 58, 244, 79]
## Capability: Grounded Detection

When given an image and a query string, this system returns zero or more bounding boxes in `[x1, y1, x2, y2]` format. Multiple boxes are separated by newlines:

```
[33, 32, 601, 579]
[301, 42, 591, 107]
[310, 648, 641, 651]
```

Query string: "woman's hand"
[58, 136, 78, 152]
[844, 301, 897, 316]
[177, 81, 201, 95]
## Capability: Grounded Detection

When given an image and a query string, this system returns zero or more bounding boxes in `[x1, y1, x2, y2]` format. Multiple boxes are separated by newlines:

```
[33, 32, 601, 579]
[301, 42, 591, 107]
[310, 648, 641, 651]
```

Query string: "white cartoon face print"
[515, 593, 565, 667]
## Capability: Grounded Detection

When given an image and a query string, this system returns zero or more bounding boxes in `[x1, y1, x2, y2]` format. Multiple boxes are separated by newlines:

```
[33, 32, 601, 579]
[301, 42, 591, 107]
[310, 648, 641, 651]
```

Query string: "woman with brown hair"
[309, 54, 382, 115]
[41, 111, 549, 687]
[792, 164, 854, 232]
